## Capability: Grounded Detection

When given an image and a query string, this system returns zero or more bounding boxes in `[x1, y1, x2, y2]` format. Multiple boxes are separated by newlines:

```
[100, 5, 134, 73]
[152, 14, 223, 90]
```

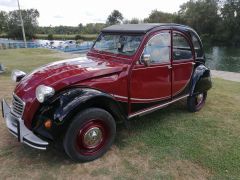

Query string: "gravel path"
[211, 70, 240, 82]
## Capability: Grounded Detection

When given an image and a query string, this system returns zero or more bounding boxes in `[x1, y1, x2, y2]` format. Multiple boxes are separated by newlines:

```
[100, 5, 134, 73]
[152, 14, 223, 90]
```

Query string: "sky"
[0, 0, 188, 26]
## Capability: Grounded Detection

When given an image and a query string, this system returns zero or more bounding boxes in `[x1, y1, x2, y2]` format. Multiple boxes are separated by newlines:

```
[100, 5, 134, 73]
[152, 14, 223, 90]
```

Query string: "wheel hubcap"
[83, 127, 103, 148]
[76, 119, 109, 155]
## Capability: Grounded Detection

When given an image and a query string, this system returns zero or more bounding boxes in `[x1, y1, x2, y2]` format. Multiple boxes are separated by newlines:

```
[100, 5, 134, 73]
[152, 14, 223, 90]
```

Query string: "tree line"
[0, 0, 239, 46]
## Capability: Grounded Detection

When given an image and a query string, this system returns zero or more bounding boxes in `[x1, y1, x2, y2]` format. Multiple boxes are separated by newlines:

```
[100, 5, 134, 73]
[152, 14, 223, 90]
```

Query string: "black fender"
[33, 88, 127, 141]
[190, 64, 212, 96]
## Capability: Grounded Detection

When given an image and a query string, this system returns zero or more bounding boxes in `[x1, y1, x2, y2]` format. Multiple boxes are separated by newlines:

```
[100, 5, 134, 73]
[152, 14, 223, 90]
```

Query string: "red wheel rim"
[76, 119, 109, 156]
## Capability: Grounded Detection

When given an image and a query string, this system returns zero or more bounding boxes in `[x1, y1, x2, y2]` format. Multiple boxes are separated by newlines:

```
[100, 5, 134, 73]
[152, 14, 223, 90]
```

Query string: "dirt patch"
[162, 159, 211, 180]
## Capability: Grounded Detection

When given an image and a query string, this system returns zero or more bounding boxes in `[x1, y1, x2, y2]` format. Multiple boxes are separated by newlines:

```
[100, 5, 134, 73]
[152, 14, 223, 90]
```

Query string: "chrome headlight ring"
[36, 85, 55, 103]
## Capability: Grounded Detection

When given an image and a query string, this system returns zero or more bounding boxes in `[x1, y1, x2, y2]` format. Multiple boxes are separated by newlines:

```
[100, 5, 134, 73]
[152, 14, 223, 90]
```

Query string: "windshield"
[93, 33, 143, 56]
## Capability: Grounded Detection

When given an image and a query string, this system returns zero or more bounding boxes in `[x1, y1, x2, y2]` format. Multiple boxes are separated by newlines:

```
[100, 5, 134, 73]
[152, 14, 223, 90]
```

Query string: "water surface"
[205, 46, 240, 73]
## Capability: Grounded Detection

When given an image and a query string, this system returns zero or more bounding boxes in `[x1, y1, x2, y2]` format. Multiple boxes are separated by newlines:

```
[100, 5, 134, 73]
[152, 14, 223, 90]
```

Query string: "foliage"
[178, 0, 220, 43]
[47, 34, 53, 40]
[7, 9, 39, 39]
[144, 10, 177, 23]
[37, 23, 106, 35]
[219, 0, 240, 46]
[35, 34, 97, 41]
[0, 11, 8, 34]
[123, 18, 141, 24]
[106, 10, 124, 25]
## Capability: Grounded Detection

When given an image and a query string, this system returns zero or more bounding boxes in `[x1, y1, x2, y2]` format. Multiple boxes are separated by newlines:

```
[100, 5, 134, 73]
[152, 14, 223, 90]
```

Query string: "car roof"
[101, 23, 194, 34]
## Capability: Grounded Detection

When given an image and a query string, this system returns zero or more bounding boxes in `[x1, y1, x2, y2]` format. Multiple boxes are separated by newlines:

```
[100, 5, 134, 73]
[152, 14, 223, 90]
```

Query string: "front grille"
[12, 94, 25, 118]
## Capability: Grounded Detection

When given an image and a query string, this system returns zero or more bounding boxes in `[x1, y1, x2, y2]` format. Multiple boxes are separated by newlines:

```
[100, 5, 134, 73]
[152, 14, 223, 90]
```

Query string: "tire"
[187, 92, 207, 112]
[63, 108, 116, 162]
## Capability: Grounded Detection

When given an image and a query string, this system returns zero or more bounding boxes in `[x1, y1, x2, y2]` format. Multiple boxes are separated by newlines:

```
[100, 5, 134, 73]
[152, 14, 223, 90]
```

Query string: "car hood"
[15, 56, 126, 98]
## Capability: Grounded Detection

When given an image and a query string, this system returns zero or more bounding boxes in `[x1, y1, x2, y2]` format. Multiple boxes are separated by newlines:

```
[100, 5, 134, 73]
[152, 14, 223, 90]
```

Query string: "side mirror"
[141, 54, 151, 66]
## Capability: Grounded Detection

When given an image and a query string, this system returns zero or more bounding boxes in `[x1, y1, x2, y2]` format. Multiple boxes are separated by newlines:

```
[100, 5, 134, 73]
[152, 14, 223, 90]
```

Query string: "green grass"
[0, 48, 79, 76]
[0, 49, 240, 179]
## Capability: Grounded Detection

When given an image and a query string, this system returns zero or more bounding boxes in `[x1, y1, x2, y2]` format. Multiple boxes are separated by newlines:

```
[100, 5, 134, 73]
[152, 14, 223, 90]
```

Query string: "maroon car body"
[2, 24, 212, 162]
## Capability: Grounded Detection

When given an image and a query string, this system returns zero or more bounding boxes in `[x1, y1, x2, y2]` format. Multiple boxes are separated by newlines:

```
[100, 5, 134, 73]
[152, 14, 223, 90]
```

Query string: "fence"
[0, 42, 40, 49]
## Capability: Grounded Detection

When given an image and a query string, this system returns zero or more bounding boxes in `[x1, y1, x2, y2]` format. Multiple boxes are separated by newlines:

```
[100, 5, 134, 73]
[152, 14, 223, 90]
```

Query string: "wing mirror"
[141, 54, 151, 66]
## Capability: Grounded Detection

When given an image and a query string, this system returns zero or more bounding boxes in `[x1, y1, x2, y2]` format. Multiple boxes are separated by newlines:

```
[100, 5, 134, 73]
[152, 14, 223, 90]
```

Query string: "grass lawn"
[0, 49, 240, 179]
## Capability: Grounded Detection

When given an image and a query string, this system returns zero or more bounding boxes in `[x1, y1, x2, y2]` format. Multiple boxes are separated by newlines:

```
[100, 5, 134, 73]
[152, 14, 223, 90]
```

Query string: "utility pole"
[17, 0, 27, 48]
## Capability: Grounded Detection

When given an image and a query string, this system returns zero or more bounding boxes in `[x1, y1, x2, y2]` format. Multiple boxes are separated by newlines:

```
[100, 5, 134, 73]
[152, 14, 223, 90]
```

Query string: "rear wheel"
[63, 108, 116, 162]
[187, 92, 207, 112]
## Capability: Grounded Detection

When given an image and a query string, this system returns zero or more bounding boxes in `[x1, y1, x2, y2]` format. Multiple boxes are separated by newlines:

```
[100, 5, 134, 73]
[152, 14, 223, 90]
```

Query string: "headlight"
[11, 70, 26, 82]
[36, 85, 55, 103]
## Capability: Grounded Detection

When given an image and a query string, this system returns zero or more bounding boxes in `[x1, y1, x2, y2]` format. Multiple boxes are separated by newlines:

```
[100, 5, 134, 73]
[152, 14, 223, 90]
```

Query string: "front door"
[171, 31, 194, 98]
[130, 30, 172, 113]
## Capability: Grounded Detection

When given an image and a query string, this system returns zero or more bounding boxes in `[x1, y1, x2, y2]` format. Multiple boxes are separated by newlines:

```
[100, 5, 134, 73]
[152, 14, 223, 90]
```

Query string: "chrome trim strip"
[112, 94, 171, 103]
[131, 95, 171, 102]
[112, 94, 128, 100]
[128, 94, 189, 118]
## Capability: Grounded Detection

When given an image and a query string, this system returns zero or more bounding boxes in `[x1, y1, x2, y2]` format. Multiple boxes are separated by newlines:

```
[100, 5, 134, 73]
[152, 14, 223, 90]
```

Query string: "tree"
[178, 0, 220, 35]
[144, 10, 176, 23]
[123, 18, 141, 24]
[0, 11, 8, 34]
[106, 10, 123, 25]
[7, 9, 39, 39]
[129, 18, 140, 24]
[220, 0, 240, 45]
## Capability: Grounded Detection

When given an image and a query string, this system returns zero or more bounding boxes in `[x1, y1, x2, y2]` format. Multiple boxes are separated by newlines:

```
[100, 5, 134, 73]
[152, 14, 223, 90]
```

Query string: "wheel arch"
[33, 88, 127, 141]
[190, 64, 212, 96]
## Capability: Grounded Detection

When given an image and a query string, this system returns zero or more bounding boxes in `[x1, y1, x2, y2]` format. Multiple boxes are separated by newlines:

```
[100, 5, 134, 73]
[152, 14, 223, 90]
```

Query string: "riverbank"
[0, 34, 98, 41]
[211, 70, 240, 83]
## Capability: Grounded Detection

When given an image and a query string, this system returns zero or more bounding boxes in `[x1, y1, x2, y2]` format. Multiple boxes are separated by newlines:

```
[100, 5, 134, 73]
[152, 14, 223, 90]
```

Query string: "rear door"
[171, 31, 195, 97]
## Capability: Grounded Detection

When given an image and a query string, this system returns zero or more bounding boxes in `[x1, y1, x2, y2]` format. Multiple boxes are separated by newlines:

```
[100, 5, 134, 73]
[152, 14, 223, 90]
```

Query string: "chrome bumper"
[1, 99, 48, 150]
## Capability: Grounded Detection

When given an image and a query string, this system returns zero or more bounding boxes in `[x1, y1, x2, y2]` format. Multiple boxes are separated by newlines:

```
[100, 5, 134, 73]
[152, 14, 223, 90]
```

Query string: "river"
[205, 46, 240, 73]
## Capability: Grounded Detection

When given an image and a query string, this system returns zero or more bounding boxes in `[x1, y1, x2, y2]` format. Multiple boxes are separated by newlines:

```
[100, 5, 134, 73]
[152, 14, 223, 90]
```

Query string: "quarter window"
[173, 33, 193, 61]
[143, 32, 171, 64]
[192, 34, 203, 58]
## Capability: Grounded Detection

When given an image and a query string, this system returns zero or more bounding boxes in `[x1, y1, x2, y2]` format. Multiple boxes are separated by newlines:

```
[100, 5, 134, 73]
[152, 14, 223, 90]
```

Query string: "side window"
[192, 34, 203, 58]
[173, 33, 193, 61]
[144, 32, 171, 64]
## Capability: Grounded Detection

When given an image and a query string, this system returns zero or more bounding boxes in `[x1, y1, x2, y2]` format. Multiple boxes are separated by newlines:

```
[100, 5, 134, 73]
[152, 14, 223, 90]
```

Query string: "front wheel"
[187, 92, 207, 112]
[63, 108, 116, 162]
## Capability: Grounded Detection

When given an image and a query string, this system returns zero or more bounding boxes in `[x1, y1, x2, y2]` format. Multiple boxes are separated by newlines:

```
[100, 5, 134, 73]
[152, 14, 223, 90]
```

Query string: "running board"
[128, 95, 189, 119]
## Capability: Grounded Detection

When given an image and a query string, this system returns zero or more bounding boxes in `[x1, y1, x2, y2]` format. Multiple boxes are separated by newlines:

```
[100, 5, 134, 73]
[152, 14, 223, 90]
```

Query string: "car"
[59, 40, 77, 49]
[1, 23, 212, 162]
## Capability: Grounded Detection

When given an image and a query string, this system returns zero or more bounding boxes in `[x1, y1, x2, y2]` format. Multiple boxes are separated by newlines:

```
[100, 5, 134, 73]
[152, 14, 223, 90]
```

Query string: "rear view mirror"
[141, 54, 151, 66]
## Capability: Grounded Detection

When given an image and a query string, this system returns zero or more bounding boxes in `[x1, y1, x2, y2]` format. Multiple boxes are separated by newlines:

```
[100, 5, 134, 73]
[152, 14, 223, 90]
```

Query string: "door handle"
[167, 65, 172, 69]
[192, 62, 196, 65]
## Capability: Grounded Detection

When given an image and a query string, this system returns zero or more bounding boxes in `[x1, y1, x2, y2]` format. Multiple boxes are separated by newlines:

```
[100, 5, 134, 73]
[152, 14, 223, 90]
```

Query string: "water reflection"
[205, 46, 240, 73]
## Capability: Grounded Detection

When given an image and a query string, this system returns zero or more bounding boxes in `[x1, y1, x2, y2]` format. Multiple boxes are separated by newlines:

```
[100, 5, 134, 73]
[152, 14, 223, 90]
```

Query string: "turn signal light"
[44, 119, 52, 129]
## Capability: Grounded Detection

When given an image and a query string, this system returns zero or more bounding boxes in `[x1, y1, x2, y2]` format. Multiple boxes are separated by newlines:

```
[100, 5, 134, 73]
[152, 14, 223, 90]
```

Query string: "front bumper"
[1, 99, 48, 150]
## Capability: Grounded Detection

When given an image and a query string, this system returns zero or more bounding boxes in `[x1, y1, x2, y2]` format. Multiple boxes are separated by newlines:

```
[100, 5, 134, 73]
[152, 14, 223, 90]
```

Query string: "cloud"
[53, 15, 64, 19]
[0, 0, 17, 7]
[92, 18, 106, 23]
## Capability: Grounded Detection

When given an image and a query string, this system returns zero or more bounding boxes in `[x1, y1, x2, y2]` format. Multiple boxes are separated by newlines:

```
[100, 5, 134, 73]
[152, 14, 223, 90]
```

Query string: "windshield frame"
[91, 32, 144, 57]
